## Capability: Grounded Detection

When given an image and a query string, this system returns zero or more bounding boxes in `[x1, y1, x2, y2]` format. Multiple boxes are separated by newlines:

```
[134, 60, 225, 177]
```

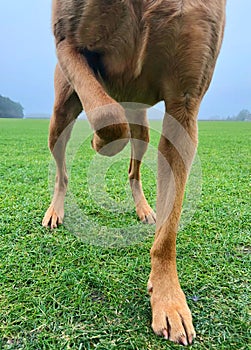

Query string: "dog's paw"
[136, 203, 156, 224]
[92, 130, 129, 156]
[148, 281, 195, 346]
[42, 205, 63, 229]
[89, 103, 130, 156]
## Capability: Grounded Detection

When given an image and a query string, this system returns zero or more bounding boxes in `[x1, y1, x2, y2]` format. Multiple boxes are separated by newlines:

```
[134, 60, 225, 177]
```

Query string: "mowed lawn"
[0, 118, 250, 349]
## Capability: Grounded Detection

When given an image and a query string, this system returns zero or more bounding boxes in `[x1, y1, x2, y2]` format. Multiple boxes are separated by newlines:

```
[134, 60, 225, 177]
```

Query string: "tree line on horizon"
[0, 94, 24, 118]
[226, 109, 251, 121]
[0, 94, 250, 121]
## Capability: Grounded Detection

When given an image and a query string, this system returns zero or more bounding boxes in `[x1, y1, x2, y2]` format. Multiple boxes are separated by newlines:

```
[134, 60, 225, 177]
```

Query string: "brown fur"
[43, 0, 226, 345]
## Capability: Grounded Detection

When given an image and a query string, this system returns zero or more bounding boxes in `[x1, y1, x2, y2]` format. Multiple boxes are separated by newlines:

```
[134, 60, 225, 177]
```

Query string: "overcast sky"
[0, 1, 250, 118]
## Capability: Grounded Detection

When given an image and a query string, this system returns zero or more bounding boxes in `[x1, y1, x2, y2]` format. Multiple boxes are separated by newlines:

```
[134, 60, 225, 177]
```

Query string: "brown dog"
[42, 0, 226, 345]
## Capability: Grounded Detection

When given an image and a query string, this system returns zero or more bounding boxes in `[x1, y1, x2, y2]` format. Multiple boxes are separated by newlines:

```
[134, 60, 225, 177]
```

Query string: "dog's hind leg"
[42, 64, 82, 228]
[127, 109, 156, 224]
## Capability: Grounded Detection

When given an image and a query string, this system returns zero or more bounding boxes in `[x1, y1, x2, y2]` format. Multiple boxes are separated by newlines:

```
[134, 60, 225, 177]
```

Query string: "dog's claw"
[188, 334, 195, 345]
[179, 336, 188, 346]
[163, 329, 168, 340]
[142, 210, 156, 225]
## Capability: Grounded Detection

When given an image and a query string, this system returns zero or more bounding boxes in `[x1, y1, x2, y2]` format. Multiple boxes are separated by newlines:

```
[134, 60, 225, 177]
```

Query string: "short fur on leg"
[127, 108, 156, 224]
[44, 0, 226, 345]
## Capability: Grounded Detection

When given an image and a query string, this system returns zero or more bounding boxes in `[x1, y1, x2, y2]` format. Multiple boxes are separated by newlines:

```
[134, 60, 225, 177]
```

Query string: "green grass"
[0, 119, 250, 349]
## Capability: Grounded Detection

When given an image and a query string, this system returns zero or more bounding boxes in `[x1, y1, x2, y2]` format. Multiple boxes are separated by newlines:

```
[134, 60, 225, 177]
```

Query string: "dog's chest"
[73, 1, 185, 104]
[82, 27, 171, 105]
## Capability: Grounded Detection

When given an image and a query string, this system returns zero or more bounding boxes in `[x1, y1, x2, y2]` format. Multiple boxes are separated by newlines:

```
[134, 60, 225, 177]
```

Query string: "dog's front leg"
[149, 103, 199, 345]
[56, 41, 130, 156]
